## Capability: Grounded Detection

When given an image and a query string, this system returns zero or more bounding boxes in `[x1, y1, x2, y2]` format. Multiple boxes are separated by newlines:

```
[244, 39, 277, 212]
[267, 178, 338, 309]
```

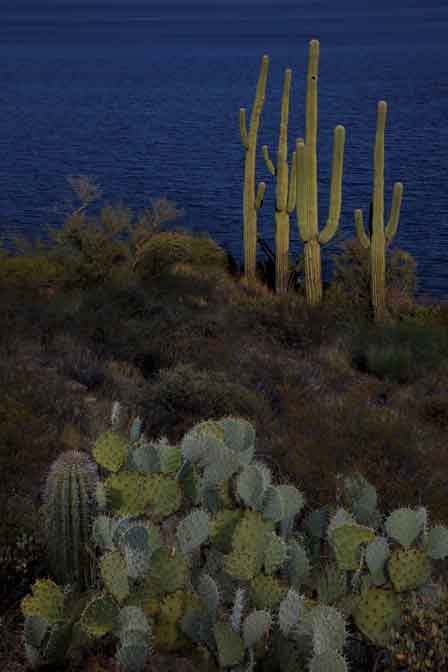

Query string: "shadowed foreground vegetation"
[1, 196, 448, 671]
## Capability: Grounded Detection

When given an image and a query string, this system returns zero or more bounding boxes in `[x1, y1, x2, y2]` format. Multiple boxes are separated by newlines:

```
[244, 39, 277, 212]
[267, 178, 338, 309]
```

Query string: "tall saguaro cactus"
[240, 54, 269, 286]
[295, 39, 346, 306]
[262, 68, 299, 294]
[354, 100, 404, 323]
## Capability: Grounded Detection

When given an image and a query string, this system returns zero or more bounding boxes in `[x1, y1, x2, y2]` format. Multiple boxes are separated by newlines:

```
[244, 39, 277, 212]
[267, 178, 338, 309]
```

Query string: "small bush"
[133, 229, 230, 284]
[349, 318, 448, 384]
[327, 237, 418, 316]
[141, 362, 272, 439]
[51, 332, 107, 389]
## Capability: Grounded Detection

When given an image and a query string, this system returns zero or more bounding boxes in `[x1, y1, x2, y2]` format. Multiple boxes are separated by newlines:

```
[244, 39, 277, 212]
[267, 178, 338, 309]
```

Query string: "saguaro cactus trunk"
[240, 55, 269, 286]
[354, 100, 404, 324]
[294, 39, 346, 307]
[262, 69, 299, 295]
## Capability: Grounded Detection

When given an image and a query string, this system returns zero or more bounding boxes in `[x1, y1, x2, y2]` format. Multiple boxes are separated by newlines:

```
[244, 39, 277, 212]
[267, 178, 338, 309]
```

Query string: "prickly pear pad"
[250, 573, 289, 610]
[21, 579, 65, 624]
[92, 430, 129, 472]
[331, 523, 376, 571]
[79, 593, 119, 637]
[223, 509, 275, 581]
[387, 547, 431, 592]
[103, 471, 152, 516]
[352, 587, 402, 646]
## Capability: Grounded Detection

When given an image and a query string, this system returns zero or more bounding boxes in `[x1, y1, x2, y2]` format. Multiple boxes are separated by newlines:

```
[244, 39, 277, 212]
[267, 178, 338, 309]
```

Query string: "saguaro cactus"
[295, 39, 346, 306]
[354, 100, 404, 323]
[240, 54, 269, 286]
[262, 68, 299, 294]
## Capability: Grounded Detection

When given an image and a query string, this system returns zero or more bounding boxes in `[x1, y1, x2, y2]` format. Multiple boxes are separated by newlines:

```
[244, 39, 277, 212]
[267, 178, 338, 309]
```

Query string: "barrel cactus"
[40, 449, 100, 593]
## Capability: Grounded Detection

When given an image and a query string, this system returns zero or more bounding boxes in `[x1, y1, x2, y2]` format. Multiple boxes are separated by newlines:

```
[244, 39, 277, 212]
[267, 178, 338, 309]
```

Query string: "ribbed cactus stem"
[295, 39, 346, 307]
[41, 450, 100, 593]
[354, 100, 404, 323]
[240, 54, 269, 286]
[262, 68, 298, 295]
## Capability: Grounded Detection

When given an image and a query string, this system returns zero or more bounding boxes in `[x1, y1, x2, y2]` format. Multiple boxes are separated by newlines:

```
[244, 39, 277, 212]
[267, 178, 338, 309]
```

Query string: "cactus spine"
[240, 54, 269, 286]
[354, 100, 404, 323]
[41, 450, 99, 593]
[262, 68, 299, 294]
[295, 39, 346, 306]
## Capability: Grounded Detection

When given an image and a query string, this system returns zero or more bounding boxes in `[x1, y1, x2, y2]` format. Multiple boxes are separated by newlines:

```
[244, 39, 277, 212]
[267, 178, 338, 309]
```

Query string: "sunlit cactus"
[240, 54, 269, 286]
[262, 68, 298, 294]
[295, 39, 346, 307]
[354, 100, 404, 323]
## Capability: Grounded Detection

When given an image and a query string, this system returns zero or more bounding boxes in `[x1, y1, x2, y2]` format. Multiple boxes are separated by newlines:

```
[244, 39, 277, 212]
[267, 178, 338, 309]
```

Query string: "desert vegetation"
[0, 187, 448, 670]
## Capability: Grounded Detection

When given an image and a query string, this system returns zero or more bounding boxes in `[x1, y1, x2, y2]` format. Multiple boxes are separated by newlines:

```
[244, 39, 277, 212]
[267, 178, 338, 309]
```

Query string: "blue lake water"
[0, 0, 447, 302]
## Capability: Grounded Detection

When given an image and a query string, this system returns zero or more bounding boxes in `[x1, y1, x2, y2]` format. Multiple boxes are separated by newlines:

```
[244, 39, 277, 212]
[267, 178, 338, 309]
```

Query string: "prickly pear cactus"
[23, 406, 448, 671]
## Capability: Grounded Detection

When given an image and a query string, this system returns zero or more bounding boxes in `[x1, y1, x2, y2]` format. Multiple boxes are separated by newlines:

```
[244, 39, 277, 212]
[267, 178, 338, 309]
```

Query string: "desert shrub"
[0, 253, 66, 294]
[40, 207, 135, 291]
[419, 394, 448, 430]
[133, 229, 230, 284]
[50, 332, 107, 390]
[348, 317, 448, 384]
[141, 362, 272, 439]
[326, 237, 418, 315]
[401, 301, 444, 329]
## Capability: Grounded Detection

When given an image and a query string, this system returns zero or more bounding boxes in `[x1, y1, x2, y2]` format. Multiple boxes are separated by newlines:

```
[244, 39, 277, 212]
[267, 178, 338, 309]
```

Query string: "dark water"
[1, 0, 447, 302]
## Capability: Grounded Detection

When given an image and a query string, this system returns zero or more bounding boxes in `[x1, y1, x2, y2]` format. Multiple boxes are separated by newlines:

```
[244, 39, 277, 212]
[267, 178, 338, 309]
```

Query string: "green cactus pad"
[143, 473, 182, 520]
[159, 445, 182, 474]
[92, 430, 129, 472]
[243, 610, 272, 649]
[426, 524, 448, 559]
[154, 591, 204, 653]
[190, 420, 226, 442]
[387, 547, 431, 592]
[21, 579, 65, 624]
[385, 507, 424, 548]
[352, 587, 401, 646]
[213, 620, 245, 667]
[224, 510, 275, 581]
[215, 416, 256, 466]
[209, 509, 244, 552]
[103, 472, 152, 516]
[250, 573, 289, 610]
[285, 539, 312, 590]
[308, 650, 349, 672]
[177, 508, 210, 554]
[331, 523, 376, 570]
[264, 532, 288, 574]
[100, 550, 130, 604]
[79, 593, 119, 637]
[236, 462, 272, 510]
[146, 546, 190, 594]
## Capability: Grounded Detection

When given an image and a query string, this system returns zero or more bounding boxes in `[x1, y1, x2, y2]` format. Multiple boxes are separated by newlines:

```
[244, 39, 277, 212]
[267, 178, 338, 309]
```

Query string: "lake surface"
[1, 0, 447, 302]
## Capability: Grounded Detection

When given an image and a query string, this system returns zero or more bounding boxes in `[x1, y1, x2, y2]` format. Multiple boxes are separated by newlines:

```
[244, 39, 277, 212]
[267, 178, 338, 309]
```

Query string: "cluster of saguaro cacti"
[354, 100, 404, 323]
[23, 403, 448, 671]
[241, 39, 403, 323]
